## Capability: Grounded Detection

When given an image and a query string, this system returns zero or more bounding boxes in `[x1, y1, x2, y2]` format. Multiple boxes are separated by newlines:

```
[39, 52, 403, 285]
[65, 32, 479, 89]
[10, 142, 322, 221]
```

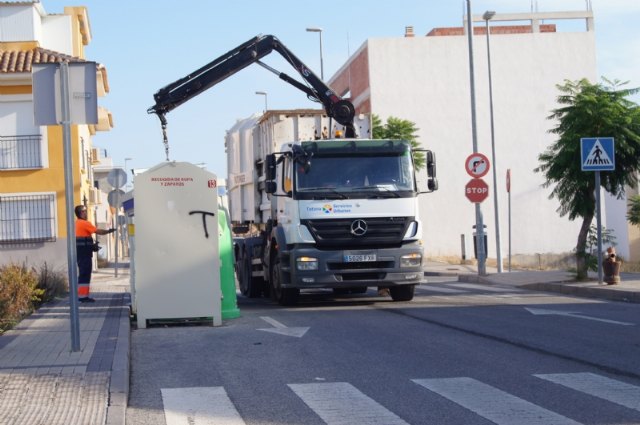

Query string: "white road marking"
[288, 382, 410, 425]
[452, 282, 523, 292]
[417, 285, 467, 294]
[258, 316, 309, 337]
[413, 377, 581, 425]
[525, 308, 634, 326]
[161, 387, 246, 425]
[535, 373, 640, 411]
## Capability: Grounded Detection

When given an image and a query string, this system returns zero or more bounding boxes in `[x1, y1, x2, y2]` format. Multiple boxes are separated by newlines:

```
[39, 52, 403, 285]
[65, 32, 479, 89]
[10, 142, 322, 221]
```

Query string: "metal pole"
[114, 174, 120, 278]
[485, 13, 503, 273]
[61, 62, 81, 352]
[508, 183, 512, 272]
[466, 0, 486, 275]
[595, 171, 603, 283]
[318, 30, 324, 81]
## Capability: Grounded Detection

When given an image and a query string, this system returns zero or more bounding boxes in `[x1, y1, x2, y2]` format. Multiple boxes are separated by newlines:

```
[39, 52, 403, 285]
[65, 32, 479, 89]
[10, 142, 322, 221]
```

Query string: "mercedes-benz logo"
[350, 219, 368, 236]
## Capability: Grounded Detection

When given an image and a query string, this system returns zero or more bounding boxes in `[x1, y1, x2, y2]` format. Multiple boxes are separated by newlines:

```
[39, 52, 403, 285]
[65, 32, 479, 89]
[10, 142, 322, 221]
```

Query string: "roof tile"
[0, 47, 83, 73]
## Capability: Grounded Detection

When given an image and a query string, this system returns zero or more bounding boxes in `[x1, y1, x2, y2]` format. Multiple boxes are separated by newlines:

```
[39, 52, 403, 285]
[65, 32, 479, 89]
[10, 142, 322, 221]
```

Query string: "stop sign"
[465, 178, 489, 203]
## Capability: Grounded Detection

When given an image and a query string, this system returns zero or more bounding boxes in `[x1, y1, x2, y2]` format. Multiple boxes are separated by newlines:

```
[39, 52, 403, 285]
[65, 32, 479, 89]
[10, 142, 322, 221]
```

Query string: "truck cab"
[262, 138, 436, 305]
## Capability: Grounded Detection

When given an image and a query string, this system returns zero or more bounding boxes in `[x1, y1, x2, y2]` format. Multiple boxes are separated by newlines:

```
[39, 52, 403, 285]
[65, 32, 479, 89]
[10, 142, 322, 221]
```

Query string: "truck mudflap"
[278, 243, 424, 289]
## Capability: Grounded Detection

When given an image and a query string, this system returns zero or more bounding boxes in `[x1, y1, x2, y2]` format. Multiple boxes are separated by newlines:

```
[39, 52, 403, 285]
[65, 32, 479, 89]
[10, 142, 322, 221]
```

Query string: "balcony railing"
[0, 134, 43, 170]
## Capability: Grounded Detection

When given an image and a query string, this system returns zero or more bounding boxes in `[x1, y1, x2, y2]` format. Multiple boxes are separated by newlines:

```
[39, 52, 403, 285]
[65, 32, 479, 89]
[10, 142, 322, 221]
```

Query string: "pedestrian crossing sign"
[581, 137, 615, 171]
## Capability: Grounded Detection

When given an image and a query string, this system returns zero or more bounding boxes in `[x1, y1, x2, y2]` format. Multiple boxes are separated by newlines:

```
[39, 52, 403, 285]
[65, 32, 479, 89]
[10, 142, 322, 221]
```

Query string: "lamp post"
[483, 10, 503, 273]
[306, 27, 324, 80]
[255, 91, 268, 111]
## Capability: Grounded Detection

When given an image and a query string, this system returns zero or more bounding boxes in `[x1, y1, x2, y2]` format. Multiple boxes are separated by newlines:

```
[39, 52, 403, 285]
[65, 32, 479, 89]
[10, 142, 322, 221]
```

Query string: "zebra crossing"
[417, 281, 525, 295]
[159, 372, 640, 425]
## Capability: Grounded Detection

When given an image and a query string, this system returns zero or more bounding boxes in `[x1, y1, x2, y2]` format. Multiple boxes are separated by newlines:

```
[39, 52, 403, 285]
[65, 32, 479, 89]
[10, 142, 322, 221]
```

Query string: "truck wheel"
[389, 284, 415, 302]
[271, 255, 299, 306]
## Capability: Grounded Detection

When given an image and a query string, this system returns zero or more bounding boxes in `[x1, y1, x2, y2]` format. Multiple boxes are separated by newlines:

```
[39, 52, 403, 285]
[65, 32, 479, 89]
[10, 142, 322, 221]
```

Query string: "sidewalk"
[0, 267, 130, 425]
[1, 262, 638, 425]
[424, 261, 640, 303]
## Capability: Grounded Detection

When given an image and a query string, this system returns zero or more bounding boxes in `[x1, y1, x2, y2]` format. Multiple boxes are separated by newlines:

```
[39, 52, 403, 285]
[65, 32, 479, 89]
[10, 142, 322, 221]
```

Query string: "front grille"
[340, 272, 386, 281]
[302, 217, 412, 249]
[328, 260, 395, 270]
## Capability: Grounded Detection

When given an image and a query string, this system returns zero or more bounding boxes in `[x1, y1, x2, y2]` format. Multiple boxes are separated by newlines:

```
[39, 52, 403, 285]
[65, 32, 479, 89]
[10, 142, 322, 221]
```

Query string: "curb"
[521, 282, 640, 304]
[456, 273, 640, 304]
[105, 295, 131, 425]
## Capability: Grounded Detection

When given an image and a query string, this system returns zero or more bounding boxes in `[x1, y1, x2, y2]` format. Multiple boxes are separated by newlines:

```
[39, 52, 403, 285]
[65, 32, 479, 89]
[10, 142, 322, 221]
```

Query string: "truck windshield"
[294, 140, 415, 199]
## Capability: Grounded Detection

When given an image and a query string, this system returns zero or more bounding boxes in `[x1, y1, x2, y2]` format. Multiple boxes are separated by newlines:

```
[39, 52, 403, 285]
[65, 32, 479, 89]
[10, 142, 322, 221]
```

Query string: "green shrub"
[33, 262, 68, 307]
[0, 263, 40, 332]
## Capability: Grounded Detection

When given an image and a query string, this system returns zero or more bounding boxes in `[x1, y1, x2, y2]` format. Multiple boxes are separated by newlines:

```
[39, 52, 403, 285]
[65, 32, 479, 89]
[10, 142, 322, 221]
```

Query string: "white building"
[329, 10, 636, 264]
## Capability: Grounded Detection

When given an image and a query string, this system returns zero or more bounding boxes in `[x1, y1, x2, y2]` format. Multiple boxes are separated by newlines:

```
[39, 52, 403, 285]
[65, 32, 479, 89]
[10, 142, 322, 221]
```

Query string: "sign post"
[465, 153, 490, 274]
[506, 169, 511, 272]
[108, 169, 127, 277]
[32, 62, 98, 352]
[580, 137, 615, 284]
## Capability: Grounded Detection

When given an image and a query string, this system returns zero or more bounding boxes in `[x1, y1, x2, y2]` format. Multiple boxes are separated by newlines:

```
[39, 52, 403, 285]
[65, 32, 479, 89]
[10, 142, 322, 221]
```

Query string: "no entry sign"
[465, 178, 489, 203]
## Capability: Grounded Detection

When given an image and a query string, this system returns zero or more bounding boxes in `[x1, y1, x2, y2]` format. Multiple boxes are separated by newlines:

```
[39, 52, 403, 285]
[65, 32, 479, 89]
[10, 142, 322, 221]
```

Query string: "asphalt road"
[126, 277, 640, 425]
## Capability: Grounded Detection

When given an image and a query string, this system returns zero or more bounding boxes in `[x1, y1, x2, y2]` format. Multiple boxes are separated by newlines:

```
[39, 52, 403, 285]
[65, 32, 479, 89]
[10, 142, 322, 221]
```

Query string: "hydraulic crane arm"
[148, 34, 356, 137]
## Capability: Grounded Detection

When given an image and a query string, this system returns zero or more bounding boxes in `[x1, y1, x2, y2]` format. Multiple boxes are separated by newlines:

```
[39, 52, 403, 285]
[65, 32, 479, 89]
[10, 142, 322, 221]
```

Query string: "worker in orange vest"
[74, 205, 114, 302]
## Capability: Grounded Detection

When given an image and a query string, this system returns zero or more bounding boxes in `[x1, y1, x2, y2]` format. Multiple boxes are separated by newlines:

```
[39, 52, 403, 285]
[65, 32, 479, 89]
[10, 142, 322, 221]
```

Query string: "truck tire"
[238, 252, 262, 298]
[389, 284, 415, 302]
[270, 255, 299, 306]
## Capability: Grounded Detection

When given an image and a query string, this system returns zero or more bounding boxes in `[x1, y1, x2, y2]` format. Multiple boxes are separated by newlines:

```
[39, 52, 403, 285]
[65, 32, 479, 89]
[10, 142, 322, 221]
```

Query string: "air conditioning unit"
[88, 187, 101, 204]
[91, 148, 101, 164]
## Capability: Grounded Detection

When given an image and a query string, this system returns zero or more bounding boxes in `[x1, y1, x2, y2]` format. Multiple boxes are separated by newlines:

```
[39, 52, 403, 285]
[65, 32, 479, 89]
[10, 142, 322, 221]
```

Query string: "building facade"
[329, 9, 638, 263]
[0, 2, 113, 268]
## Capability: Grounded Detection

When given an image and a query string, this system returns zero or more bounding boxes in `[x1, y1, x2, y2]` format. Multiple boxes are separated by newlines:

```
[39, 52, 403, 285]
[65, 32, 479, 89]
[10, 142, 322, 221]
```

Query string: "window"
[0, 194, 56, 243]
[0, 135, 43, 169]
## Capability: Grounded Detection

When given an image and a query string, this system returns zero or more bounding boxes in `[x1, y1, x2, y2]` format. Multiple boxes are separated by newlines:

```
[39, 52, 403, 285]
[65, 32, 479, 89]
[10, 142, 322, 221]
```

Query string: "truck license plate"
[344, 253, 377, 262]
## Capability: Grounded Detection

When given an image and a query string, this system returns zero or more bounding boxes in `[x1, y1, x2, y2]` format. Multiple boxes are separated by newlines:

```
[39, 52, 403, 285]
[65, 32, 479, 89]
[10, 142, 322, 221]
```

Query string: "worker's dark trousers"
[76, 246, 93, 298]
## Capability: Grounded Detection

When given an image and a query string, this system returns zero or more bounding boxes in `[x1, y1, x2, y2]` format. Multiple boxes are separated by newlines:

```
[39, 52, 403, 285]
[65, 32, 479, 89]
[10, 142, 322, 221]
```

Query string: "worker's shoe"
[79, 297, 96, 303]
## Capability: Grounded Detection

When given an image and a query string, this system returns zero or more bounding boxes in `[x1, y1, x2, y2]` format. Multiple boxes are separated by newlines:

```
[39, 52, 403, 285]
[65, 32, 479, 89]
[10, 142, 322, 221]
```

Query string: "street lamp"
[124, 157, 133, 190]
[255, 91, 268, 111]
[465, 0, 486, 276]
[483, 10, 504, 273]
[306, 27, 324, 80]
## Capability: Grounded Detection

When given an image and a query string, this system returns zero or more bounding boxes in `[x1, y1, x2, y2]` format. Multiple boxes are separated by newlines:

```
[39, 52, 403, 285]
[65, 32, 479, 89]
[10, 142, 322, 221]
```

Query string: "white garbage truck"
[149, 35, 438, 305]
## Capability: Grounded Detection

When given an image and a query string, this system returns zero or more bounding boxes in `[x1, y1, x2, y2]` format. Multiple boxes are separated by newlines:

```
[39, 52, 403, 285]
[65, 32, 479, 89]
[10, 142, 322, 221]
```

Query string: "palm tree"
[372, 115, 424, 169]
[535, 78, 640, 279]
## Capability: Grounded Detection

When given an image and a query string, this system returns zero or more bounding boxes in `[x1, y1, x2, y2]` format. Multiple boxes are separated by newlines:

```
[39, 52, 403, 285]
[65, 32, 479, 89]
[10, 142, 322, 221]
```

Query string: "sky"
[40, 0, 640, 179]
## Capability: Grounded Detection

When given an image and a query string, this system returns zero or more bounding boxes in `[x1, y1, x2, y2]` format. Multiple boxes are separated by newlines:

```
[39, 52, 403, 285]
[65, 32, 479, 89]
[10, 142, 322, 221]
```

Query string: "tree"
[535, 78, 640, 279]
[371, 115, 424, 169]
[629, 195, 640, 227]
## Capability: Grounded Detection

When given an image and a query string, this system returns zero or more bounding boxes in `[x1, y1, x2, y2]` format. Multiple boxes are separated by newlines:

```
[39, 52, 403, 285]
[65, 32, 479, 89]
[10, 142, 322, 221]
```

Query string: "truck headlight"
[296, 256, 318, 271]
[400, 253, 422, 267]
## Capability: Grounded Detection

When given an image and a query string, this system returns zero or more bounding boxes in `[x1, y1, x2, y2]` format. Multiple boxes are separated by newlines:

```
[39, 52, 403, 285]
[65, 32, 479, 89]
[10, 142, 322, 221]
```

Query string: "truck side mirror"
[264, 181, 277, 194]
[426, 151, 438, 192]
[265, 154, 276, 181]
[426, 151, 436, 179]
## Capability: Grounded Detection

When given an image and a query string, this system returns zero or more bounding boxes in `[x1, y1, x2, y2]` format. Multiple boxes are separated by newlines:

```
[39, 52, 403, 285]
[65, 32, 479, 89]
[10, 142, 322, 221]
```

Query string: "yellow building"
[0, 3, 112, 267]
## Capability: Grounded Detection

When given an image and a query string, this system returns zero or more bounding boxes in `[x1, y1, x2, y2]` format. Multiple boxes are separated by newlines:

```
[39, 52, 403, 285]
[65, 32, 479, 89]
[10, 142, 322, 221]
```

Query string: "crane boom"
[148, 34, 356, 137]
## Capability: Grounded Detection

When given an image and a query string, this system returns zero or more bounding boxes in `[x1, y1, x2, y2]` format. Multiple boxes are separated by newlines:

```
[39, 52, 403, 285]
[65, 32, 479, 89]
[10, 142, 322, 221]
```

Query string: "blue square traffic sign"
[581, 137, 615, 171]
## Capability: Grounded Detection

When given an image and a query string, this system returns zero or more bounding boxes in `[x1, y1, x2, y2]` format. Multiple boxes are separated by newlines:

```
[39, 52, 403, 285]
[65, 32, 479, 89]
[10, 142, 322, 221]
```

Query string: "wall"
[336, 28, 599, 259]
